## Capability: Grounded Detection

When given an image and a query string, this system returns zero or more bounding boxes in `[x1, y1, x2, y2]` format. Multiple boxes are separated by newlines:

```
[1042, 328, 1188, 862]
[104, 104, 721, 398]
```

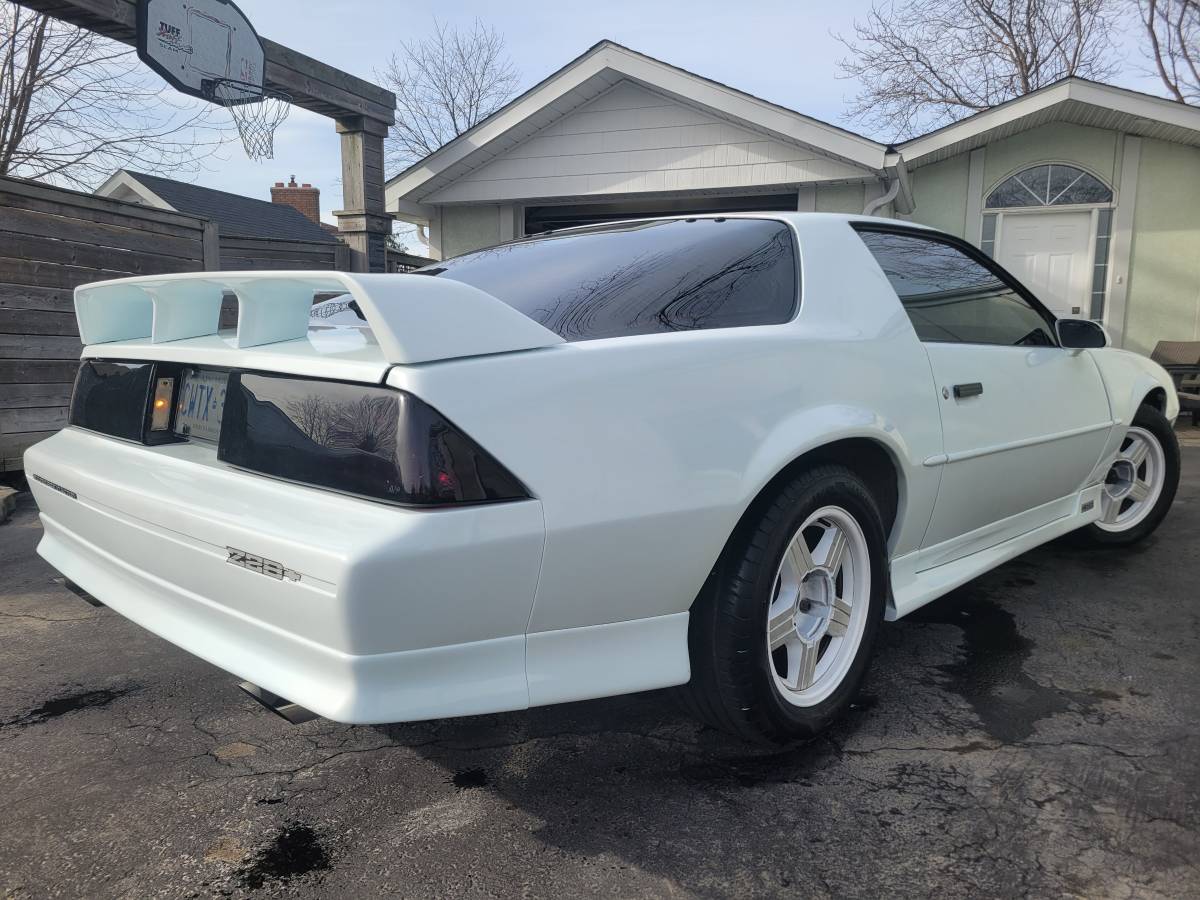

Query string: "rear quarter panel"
[387, 218, 947, 633]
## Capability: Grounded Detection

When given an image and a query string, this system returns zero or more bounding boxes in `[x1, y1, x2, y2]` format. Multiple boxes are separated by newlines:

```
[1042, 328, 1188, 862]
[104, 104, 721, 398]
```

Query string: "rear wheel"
[1079, 403, 1179, 546]
[681, 465, 887, 743]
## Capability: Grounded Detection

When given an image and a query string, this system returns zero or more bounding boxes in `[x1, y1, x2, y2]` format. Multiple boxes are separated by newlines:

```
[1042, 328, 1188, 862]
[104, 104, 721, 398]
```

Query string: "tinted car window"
[856, 229, 1056, 347]
[416, 218, 797, 342]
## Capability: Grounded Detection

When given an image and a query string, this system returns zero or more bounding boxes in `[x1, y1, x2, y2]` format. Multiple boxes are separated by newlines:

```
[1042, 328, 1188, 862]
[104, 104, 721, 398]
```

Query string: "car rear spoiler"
[74, 271, 564, 365]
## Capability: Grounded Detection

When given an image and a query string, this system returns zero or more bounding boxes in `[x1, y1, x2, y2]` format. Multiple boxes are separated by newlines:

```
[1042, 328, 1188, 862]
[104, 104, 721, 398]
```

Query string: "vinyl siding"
[1124, 138, 1200, 354]
[424, 80, 872, 204]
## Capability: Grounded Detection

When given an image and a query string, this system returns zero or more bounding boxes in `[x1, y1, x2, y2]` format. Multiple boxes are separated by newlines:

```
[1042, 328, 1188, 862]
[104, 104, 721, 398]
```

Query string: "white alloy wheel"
[1096, 426, 1167, 533]
[766, 505, 871, 707]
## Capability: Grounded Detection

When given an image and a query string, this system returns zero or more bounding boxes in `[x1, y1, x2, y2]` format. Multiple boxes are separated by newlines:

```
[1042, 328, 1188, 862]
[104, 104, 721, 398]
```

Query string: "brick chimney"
[270, 176, 320, 224]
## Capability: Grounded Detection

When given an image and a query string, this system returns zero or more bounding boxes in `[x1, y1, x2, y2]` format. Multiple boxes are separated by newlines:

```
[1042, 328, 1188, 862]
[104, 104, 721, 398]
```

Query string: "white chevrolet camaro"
[26, 214, 1181, 742]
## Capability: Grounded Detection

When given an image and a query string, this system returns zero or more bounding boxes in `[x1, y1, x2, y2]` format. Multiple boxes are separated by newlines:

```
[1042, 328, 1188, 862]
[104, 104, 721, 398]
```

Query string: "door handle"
[952, 382, 984, 399]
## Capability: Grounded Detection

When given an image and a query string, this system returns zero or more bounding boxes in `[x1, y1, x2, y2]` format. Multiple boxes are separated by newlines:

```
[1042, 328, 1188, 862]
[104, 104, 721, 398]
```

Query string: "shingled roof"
[121, 171, 338, 243]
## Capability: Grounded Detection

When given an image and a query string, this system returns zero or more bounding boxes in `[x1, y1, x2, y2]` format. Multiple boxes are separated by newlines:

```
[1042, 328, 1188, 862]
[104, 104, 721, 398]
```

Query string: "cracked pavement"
[1, 435, 1198, 899]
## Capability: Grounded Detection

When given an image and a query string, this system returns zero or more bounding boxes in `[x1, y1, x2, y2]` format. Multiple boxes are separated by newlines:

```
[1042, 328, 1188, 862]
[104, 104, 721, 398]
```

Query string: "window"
[415, 218, 797, 342]
[986, 164, 1112, 209]
[1090, 208, 1113, 319]
[856, 229, 1056, 347]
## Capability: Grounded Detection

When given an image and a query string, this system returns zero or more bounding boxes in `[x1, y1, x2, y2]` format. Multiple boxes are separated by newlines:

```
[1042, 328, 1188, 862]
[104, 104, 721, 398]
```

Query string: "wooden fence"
[386, 250, 436, 273]
[0, 174, 350, 472]
[220, 234, 351, 271]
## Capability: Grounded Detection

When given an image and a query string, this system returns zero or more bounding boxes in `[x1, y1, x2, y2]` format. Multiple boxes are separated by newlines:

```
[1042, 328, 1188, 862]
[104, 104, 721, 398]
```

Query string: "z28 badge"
[226, 547, 301, 582]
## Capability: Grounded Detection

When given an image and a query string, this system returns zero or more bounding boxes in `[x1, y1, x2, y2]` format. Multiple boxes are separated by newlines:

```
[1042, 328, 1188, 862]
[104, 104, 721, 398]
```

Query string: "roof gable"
[422, 80, 873, 204]
[113, 171, 338, 243]
[901, 79, 1200, 167]
[388, 41, 889, 208]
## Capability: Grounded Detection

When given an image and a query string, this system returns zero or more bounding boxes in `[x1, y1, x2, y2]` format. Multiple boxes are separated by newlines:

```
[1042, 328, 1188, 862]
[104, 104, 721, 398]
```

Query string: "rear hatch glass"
[414, 217, 798, 342]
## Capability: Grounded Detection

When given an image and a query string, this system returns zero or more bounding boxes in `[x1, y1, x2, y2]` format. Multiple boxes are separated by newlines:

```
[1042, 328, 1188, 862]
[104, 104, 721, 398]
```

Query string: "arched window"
[986, 164, 1112, 209]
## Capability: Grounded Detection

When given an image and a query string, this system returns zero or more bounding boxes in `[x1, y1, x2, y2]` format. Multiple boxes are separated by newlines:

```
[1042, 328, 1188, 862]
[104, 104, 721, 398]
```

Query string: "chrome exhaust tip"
[237, 681, 318, 725]
[55, 577, 104, 607]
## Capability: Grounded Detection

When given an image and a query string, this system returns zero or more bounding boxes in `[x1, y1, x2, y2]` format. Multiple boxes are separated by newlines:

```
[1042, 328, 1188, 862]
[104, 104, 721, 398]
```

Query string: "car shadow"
[360, 627, 930, 896]
[352, 527, 1170, 895]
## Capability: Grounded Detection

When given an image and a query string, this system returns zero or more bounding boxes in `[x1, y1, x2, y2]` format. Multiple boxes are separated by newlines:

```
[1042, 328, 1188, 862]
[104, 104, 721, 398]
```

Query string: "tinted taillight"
[70, 360, 185, 445]
[69, 361, 155, 441]
[218, 372, 529, 507]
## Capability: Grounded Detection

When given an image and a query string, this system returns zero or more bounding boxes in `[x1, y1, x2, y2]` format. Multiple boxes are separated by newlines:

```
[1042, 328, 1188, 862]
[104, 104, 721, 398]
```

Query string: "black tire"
[680, 464, 888, 743]
[1077, 403, 1180, 547]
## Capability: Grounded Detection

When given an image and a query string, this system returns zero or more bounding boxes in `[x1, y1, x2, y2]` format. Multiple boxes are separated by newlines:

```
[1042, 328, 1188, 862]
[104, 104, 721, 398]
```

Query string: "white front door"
[855, 226, 1113, 568]
[918, 343, 1112, 565]
[996, 210, 1094, 318]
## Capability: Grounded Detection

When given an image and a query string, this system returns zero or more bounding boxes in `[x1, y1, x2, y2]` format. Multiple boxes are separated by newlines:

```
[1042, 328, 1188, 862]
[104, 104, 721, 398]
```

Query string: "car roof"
[521, 211, 938, 240]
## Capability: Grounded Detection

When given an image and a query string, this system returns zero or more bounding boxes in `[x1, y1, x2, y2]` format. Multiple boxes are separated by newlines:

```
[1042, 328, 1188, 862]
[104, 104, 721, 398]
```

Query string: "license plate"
[174, 369, 228, 442]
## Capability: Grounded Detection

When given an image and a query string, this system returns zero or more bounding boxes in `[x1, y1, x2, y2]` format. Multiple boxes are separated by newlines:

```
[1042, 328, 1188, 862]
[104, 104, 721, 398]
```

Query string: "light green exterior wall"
[906, 121, 1200, 354]
[1124, 138, 1200, 354]
[814, 183, 864, 214]
[981, 122, 1121, 196]
[907, 154, 970, 236]
[440, 205, 502, 257]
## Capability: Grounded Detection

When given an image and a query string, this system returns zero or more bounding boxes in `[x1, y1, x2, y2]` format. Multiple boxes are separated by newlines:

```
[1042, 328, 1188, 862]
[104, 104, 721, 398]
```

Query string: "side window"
[856, 229, 1056, 347]
[417, 218, 797, 342]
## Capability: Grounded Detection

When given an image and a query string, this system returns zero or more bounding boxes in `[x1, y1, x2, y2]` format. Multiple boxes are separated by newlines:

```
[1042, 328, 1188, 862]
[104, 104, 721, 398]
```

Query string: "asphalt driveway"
[2, 434, 1198, 899]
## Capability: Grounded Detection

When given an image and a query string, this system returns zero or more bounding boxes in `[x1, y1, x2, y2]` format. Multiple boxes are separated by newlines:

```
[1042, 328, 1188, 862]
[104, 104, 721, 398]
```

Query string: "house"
[385, 40, 1200, 355]
[96, 171, 338, 244]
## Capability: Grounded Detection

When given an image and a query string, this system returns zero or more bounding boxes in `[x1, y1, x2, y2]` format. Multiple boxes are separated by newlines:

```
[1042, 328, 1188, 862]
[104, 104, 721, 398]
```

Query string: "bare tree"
[378, 18, 520, 169]
[1140, 0, 1200, 103]
[837, 0, 1122, 137]
[286, 394, 334, 446]
[0, 4, 230, 189]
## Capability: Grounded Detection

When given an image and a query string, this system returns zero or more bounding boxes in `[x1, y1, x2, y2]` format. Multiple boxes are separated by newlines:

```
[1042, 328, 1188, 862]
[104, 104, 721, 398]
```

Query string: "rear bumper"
[25, 428, 544, 723]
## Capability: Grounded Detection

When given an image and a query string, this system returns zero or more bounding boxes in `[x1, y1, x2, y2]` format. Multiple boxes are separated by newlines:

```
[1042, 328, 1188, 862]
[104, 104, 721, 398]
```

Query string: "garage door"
[524, 194, 799, 234]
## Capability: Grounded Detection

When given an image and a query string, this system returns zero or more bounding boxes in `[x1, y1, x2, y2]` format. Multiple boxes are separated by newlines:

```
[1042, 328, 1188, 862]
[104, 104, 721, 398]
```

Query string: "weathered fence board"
[1, 231, 205, 278]
[0, 256, 144, 290]
[1, 173, 352, 471]
[0, 360, 80, 383]
[0, 405, 68, 433]
[0, 284, 74, 313]
[0, 382, 74, 409]
[0, 205, 204, 260]
[0, 178, 210, 237]
[0, 308, 78, 336]
[218, 236, 344, 271]
[0, 334, 83, 360]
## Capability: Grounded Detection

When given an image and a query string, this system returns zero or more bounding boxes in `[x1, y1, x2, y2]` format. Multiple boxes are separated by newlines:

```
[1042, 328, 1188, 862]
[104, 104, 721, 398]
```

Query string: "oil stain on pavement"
[1, 686, 132, 729]
[908, 588, 1100, 743]
[237, 824, 330, 891]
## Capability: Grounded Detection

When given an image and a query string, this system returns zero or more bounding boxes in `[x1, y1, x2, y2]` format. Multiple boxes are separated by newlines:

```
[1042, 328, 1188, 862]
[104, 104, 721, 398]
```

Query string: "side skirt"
[887, 483, 1104, 620]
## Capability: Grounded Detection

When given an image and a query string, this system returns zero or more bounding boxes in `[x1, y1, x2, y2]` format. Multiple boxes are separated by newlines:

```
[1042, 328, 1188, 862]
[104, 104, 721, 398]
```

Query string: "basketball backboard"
[136, 0, 265, 101]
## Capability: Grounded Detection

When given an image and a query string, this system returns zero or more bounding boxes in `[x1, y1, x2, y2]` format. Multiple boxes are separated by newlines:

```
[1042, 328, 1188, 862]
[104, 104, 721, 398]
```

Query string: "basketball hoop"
[203, 77, 291, 161]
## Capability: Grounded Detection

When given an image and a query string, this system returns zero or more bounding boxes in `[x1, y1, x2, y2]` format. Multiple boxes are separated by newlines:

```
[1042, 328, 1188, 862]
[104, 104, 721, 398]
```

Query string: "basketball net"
[204, 78, 292, 161]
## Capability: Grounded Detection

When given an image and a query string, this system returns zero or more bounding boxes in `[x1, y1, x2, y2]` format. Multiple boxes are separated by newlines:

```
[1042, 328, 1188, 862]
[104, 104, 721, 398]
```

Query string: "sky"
[172, 0, 1166, 235]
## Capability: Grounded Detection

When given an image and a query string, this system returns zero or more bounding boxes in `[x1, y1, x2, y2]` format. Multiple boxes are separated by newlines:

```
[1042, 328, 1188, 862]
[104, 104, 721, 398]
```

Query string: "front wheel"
[680, 465, 887, 743]
[1079, 403, 1180, 546]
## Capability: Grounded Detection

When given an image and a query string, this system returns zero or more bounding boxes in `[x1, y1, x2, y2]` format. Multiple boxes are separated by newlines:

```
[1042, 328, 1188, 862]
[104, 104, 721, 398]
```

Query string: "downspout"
[863, 178, 901, 216]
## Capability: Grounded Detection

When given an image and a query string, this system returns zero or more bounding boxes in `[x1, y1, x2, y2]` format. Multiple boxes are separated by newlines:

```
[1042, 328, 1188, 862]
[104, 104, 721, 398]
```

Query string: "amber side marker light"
[150, 377, 175, 431]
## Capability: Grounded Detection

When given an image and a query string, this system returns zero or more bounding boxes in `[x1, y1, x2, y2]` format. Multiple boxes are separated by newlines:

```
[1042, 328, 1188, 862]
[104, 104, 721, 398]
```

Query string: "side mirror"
[1056, 318, 1107, 350]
